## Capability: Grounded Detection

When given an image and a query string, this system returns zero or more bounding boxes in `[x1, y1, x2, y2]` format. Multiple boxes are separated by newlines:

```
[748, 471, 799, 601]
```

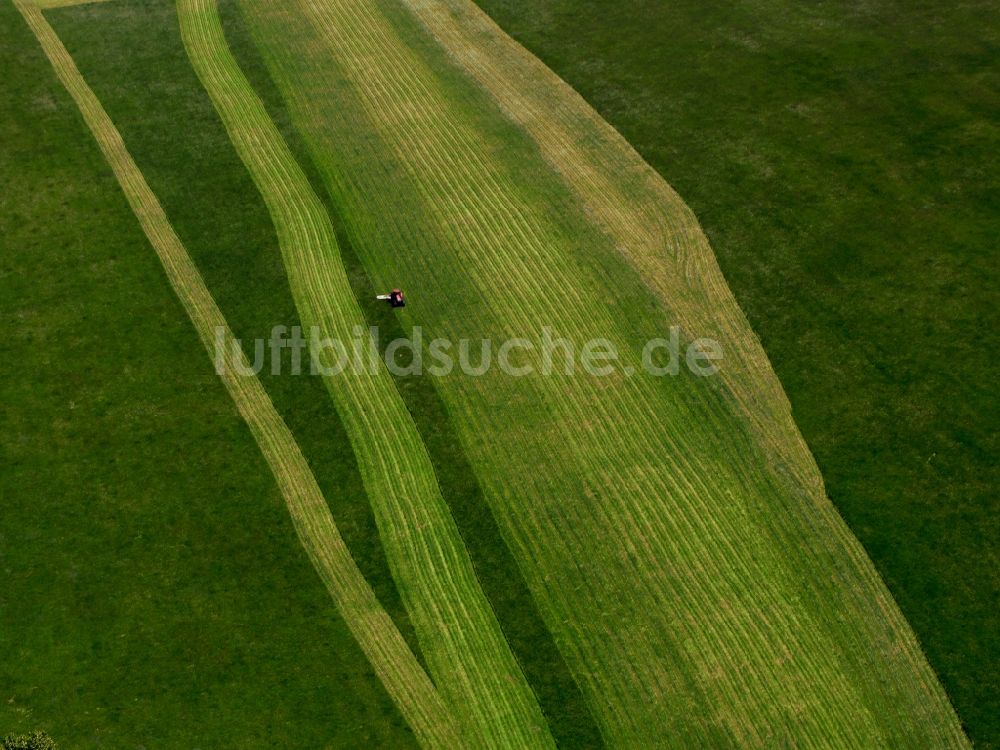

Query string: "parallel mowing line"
[243, 1, 867, 744]
[238, 0, 968, 746]
[292, 0, 876, 740]
[175, 1, 553, 747]
[398, 0, 818, 503]
[244, 1, 844, 748]
[391, 0, 966, 742]
[10, 2, 460, 746]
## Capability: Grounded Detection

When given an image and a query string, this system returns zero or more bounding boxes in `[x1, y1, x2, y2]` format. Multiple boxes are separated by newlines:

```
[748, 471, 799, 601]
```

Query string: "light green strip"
[391, 1, 969, 747]
[175, 0, 553, 746]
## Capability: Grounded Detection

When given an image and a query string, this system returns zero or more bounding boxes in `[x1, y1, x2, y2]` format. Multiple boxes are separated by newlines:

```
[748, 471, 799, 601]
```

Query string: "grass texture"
[6, 0, 982, 745]
[466, 1, 1000, 745]
[9, 1, 458, 745]
[176, 0, 552, 745]
[234, 0, 969, 745]
[1, 0, 420, 744]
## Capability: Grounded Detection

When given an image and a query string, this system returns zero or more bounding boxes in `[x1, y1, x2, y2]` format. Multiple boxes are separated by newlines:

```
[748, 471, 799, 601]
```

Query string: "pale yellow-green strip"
[175, 0, 553, 747]
[10, 1, 461, 746]
[399, 0, 817, 505]
[33, 0, 109, 10]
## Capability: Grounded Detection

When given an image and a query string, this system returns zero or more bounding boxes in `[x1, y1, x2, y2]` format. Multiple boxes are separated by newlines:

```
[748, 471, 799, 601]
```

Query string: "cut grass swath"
[176, 1, 554, 746]
[31, 0, 109, 9]
[394, 0, 816, 500]
[390, 0, 973, 744]
[236, 0, 969, 745]
[10, 2, 459, 745]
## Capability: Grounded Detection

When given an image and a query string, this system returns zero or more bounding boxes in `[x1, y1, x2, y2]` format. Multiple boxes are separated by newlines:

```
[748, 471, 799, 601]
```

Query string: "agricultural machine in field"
[376, 288, 406, 308]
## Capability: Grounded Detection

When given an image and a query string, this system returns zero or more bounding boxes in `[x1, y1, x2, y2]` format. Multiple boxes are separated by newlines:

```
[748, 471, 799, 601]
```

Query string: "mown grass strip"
[239, 1, 856, 743]
[208, 3, 602, 743]
[33, 0, 108, 8]
[176, 1, 554, 746]
[237, 0, 969, 745]
[391, 0, 971, 744]
[10, 2, 460, 745]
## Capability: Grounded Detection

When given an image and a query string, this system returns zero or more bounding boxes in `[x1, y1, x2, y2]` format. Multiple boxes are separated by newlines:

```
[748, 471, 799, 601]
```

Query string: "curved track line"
[10, 2, 460, 745]
[176, 1, 553, 746]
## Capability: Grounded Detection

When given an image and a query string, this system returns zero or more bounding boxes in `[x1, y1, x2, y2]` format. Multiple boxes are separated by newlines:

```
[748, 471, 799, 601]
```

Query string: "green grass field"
[0, 1, 417, 745]
[234, 0, 964, 743]
[1, 0, 990, 746]
[467, 1, 1000, 745]
[177, 1, 552, 743]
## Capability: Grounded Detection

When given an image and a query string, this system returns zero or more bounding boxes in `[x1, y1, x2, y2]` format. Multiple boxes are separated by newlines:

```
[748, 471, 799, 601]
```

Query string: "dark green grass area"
[472, 0, 1000, 745]
[1, 1, 415, 747]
